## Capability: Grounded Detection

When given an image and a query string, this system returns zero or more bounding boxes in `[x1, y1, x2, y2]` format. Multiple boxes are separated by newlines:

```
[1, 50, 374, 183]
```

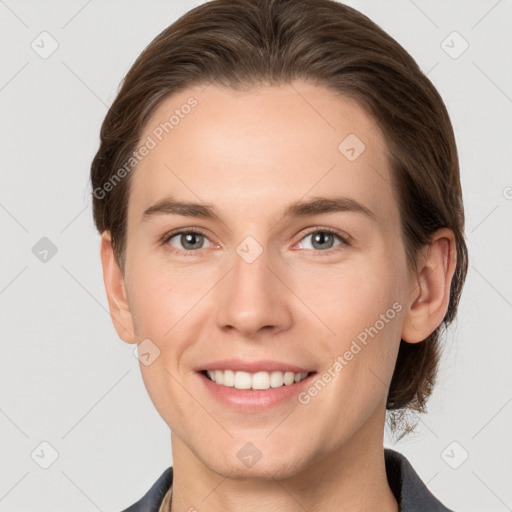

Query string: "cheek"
[125, 257, 187, 336]
[307, 257, 405, 393]
[293, 255, 400, 335]
[309, 297, 403, 430]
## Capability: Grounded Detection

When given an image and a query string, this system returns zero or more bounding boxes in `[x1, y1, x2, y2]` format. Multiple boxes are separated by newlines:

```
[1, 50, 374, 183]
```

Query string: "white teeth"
[283, 371, 295, 385]
[223, 369, 235, 386]
[252, 371, 269, 390]
[270, 371, 284, 388]
[234, 371, 252, 389]
[205, 370, 309, 389]
[214, 370, 224, 385]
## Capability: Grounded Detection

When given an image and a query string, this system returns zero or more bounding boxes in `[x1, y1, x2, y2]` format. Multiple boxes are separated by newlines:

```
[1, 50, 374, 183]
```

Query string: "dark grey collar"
[384, 448, 454, 511]
[121, 448, 453, 511]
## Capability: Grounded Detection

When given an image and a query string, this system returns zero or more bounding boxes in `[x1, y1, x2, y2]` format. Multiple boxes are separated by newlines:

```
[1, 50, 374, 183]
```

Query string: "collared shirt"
[121, 448, 454, 511]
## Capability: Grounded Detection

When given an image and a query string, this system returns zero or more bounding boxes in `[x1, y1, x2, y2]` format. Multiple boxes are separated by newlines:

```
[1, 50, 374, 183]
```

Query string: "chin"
[198, 441, 313, 481]
[210, 458, 310, 482]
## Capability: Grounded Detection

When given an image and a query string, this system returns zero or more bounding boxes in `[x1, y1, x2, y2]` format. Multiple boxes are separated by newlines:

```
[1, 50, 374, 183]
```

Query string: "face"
[113, 81, 417, 479]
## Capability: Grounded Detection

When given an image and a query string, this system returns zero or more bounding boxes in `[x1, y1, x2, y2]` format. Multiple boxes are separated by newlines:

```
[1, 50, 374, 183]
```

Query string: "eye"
[160, 227, 349, 256]
[296, 228, 349, 254]
[161, 229, 216, 255]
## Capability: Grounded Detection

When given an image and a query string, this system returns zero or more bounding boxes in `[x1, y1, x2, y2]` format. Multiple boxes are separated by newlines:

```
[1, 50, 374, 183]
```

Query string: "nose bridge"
[214, 234, 291, 335]
[233, 236, 272, 293]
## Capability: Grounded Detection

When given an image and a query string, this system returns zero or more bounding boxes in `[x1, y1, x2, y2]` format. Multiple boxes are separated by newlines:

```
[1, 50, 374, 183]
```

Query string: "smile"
[202, 369, 311, 390]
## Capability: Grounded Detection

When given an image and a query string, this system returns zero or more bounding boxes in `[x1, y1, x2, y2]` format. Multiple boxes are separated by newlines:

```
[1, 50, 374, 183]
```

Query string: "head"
[91, 0, 467, 477]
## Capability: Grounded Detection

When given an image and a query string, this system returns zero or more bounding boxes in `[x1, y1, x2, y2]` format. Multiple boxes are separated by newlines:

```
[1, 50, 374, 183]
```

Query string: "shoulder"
[120, 466, 173, 512]
[385, 448, 455, 512]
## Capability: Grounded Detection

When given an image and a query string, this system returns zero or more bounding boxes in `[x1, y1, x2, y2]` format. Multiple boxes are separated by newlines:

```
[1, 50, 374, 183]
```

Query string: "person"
[90, 0, 468, 510]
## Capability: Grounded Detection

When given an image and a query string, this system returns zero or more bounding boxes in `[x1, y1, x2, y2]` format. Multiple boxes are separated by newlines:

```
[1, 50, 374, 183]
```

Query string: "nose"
[214, 245, 293, 338]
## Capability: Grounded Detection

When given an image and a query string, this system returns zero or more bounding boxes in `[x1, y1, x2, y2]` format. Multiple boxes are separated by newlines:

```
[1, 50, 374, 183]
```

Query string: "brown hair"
[90, 0, 468, 432]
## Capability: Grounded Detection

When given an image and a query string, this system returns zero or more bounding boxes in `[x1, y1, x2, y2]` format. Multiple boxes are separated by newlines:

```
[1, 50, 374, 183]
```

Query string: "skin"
[100, 80, 457, 511]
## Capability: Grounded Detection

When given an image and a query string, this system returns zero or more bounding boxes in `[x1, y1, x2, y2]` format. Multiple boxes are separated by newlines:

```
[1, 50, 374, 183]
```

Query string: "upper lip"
[196, 359, 314, 373]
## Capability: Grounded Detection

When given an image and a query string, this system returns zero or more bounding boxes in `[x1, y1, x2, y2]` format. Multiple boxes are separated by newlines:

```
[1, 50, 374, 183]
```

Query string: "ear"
[401, 227, 457, 344]
[100, 231, 136, 344]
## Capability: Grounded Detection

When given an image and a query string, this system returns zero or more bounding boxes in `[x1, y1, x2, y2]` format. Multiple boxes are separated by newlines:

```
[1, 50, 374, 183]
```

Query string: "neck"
[169, 410, 398, 512]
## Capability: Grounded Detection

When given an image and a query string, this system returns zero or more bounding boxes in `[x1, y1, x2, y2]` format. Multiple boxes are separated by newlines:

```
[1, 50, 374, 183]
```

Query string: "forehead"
[129, 81, 397, 229]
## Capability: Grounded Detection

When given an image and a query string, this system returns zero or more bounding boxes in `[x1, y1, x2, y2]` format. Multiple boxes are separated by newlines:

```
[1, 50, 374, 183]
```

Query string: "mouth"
[200, 369, 316, 390]
[195, 359, 318, 410]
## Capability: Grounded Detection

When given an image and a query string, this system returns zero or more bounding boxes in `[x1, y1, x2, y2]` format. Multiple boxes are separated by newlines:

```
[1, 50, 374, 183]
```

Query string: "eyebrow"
[141, 195, 376, 223]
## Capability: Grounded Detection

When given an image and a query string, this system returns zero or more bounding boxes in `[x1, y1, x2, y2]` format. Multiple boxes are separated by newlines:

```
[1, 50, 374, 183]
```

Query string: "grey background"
[1, 0, 511, 510]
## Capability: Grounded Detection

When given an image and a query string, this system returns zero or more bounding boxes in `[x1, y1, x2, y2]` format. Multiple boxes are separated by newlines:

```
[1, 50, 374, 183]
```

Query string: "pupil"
[179, 232, 334, 251]
[313, 232, 333, 250]
[183, 233, 202, 250]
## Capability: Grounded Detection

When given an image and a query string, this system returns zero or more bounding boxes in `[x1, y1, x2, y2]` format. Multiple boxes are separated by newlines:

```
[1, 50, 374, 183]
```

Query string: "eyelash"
[159, 227, 350, 257]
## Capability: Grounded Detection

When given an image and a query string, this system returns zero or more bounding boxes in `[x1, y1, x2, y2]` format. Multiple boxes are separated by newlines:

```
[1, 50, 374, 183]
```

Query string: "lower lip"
[197, 371, 316, 411]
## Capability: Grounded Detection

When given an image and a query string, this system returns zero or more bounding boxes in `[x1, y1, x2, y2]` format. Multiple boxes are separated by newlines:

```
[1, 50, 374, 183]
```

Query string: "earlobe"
[401, 228, 457, 344]
[100, 231, 136, 344]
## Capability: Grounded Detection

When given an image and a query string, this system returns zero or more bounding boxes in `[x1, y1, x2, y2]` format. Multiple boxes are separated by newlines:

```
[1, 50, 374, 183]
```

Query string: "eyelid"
[293, 226, 350, 253]
[298, 226, 351, 243]
[159, 226, 217, 248]
[160, 226, 205, 241]
[160, 226, 351, 255]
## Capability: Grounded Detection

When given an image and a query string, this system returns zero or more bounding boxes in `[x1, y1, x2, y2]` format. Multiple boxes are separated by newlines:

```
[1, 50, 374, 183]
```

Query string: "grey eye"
[168, 232, 210, 251]
[300, 231, 343, 251]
